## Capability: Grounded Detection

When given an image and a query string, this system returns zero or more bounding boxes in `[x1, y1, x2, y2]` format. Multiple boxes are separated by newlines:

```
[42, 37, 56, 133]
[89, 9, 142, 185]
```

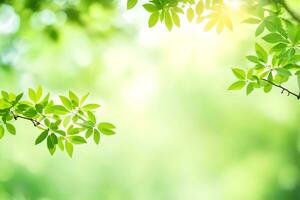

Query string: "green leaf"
[0, 99, 11, 109]
[143, 3, 157, 12]
[69, 91, 79, 107]
[94, 129, 100, 144]
[87, 111, 96, 123]
[35, 129, 49, 145]
[1, 91, 9, 99]
[6, 123, 16, 135]
[59, 96, 72, 110]
[23, 108, 37, 118]
[255, 43, 268, 63]
[246, 55, 259, 63]
[165, 10, 173, 31]
[262, 33, 287, 43]
[47, 135, 55, 155]
[0, 125, 4, 140]
[275, 68, 292, 76]
[228, 81, 246, 90]
[171, 10, 180, 27]
[81, 104, 100, 111]
[50, 133, 58, 145]
[264, 84, 272, 93]
[28, 88, 37, 102]
[63, 116, 71, 128]
[65, 140, 73, 157]
[67, 126, 81, 135]
[58, 137, 64, 151]
[255, 22, 265, 36]
[69, 136, 87, 144]
[232, 68, 245, 80]
[246, 83, 254, 95]
[148, 12, 159, 28]
[271, 43, 287, 52]
[196, 0, 204, 16]
[49, 105, 69, 115]
[242, 18, 261, 24]
[127, 0, 138, 9]
[80, 93, 89, 106]
[98, 122, 116, 135]
[187, 7, 194, 22]
[85, 128, 93, 139]
[36, 86, 43, 102]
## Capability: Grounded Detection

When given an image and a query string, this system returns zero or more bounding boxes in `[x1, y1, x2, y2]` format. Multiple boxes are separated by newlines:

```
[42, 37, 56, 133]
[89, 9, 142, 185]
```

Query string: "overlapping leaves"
[0, 87, 115, 157]
[229, 2, 300, 97]
[128, 0, 233, 33]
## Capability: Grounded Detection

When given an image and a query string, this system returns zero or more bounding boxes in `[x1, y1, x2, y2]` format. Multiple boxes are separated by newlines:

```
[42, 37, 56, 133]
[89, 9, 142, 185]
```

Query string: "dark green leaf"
[35, 129, 49, 145]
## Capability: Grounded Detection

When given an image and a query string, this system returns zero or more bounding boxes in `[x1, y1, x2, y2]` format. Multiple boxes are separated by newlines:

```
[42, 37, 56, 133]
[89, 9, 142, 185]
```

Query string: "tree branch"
[262, 78, 300, 99]
[280, 0, 300, 23]
[11, 111, 46, 128]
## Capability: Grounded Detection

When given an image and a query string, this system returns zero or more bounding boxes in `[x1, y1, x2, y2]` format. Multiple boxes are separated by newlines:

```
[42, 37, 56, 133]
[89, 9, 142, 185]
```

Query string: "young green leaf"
[6, 123, 16, 135]
[228, 81, 246, 90]
[187, 7, 194, 22]
[171, 10, 180, 27]
[127, 0, 138, 9]
[36, 86, 43, 102]
[246, 83, 254, 95]
[65, 140, 73, 157]
[58, 137, 65, 151]
[165, 10, 173, 31]
[143, 3, 157, 12]
[59, 96, 72, 110]
[0, 125, 4, 140]
[82, 104, 100, 111]
[69, 91, 79, 106]
[28, 88, 37, 102]
[262, 33, 287, 43]
[35, 129, 49, 145]
[232, 68, 246, 80]
[94, 129, 100, 144]
[196, 0, 204, 16]
[148, 12, 159, 28]
[255, 43, 268, 62]
[85, 128, 93, 139]
[69, 136, 87, 144]
[98, 122, 116, 135]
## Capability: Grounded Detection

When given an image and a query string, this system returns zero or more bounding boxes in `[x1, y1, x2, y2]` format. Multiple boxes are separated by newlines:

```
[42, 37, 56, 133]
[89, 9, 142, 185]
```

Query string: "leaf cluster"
[0, 87, 116, 157]
[128, 0, 233, 32]
[229, 1, 300, 97]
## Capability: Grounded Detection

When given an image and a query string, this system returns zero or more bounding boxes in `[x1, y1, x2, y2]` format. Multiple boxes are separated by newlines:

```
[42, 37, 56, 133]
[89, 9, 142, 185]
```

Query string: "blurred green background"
[1, 0, 300, 199]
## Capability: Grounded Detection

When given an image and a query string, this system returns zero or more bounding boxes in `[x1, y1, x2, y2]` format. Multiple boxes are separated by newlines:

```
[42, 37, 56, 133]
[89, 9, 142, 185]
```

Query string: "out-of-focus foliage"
[228, 0, 300, 98]
[0, 0, 121, 72]
[129, 0, 233, 32]
[0, 87, 115, 157]
[129, 0, 300, 100]
[1, 0, 300, 199]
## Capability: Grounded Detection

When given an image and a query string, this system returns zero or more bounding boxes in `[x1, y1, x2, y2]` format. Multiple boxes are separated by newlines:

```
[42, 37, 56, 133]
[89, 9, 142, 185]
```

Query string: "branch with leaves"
[127, 0, 300, 99]
[0, 87, 116, 157]
[128, 0, 233, 33]
[228, 0, 300, 98]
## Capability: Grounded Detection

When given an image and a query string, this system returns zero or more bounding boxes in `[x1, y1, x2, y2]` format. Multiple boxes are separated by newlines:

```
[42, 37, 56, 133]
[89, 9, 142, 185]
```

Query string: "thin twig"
[11, 111, 47, 128]
[262, 78, 300, 99]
